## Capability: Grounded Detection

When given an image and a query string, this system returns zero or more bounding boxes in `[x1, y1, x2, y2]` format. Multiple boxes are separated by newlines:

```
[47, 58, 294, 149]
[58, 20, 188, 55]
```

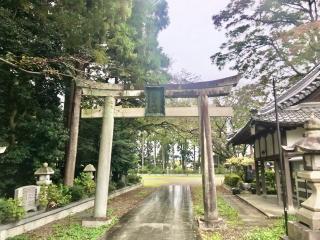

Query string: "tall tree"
[211, 0, 320, 88]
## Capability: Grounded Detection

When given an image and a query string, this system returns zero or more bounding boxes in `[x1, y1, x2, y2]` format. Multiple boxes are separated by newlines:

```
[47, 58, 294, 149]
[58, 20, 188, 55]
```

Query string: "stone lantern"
[83, 164, 96, 179]
[283, 114, 320, 240]
[34, 162, 54, 185]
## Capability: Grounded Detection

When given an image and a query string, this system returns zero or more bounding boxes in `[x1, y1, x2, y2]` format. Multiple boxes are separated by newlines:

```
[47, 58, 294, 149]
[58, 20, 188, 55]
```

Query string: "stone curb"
[0, 183, 142, 240]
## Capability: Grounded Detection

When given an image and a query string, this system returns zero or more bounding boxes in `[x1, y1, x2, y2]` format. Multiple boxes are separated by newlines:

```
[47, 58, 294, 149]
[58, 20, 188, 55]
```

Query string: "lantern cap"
[34, 162, 54, 175]
[83, 164, 96, 172]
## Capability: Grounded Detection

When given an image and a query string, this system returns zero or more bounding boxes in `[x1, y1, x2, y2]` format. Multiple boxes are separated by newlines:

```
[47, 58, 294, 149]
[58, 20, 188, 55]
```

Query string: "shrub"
[172, 167, 184, 174]
[74, 173, 96, 197]
[127, 174, 141, 185]
[265, 169, 275, 188]
[215, 165, 226, 174]
[39, 184, 71, 209]
[116, 180, 125, 189]
[0, 198, 25, 223]
[108, 181, 117, 193]
[224, 173, 241, 187]
[70, 185, 87, 202]
[139, 166, 150, 174]
[149, 166, 164, 174]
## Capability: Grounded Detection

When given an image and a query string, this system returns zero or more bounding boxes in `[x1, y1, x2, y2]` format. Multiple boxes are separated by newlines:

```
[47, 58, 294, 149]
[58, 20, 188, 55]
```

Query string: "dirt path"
[102, 185, 200, 240]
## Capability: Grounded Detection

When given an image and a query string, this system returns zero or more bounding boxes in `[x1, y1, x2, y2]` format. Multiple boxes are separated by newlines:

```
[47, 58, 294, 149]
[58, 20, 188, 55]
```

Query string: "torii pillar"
[199, 94, 219, 225]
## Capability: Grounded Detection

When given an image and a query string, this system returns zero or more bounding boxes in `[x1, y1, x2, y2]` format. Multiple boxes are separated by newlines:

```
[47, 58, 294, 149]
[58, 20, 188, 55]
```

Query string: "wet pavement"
[102, 185, 200, 240]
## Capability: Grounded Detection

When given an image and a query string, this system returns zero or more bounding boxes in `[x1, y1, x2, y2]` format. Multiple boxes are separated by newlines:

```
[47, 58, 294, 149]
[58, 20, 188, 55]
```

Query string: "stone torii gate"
[65, 75, 239, 227]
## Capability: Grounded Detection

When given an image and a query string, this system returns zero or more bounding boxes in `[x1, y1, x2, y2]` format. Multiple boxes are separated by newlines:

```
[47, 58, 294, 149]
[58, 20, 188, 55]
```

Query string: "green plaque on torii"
[145, 86, 165, 117]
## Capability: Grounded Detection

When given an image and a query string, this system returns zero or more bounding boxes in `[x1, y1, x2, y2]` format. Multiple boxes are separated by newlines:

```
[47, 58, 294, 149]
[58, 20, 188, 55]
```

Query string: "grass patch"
[48, 217, 118, 240]
[141, 174, 202, 187]
[201, 232, 223, 240]
[192, 186, 241, 226]
[244, 215, 296, 240]
[9, 217, 118, 240]
[217, 196, 241, 226]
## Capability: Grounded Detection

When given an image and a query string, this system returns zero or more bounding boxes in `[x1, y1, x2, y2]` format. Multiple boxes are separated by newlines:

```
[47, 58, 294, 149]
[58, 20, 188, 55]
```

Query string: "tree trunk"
[141, 133, 145, 168]
[153, 141, 157, 166]
[64, 87, 82, 186]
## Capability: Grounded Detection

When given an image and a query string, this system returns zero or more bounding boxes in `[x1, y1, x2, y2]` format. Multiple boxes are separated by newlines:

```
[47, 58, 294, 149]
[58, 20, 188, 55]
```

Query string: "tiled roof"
[254, 103, 320, 125]
[260, 64, 320, 114]
[228, 63, 320, 145]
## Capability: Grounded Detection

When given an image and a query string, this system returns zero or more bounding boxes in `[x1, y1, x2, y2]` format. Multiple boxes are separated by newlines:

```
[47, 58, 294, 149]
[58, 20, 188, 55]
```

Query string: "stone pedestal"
[287, 221, 320, 240]
[284, 115, 320, 240]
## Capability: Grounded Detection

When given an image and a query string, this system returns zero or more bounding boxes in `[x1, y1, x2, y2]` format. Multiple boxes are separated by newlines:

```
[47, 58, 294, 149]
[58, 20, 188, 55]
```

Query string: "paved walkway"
[222, 194, 267, 226]
[103, 185, 200, 240]
[237, 194, 287, 218]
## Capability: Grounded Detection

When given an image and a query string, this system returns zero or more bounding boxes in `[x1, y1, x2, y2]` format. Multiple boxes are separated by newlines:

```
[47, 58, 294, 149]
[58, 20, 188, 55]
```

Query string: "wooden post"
[93, 97, 115, 218]
[255, 160, 261, 195]
[198, 94, 218, 225]
[274, 160, 282, 205]
[260, 159, 267, 195]
[64, 87, 82, 186]
[283, 153, 294, 211]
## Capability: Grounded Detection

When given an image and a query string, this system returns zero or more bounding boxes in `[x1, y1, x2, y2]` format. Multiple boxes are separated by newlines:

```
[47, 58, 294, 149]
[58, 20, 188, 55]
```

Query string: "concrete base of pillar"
[297, 208, 320, 230]
[82, 218, 112, 228]
[285, 221, 320, 240]
[197, 217, 224, 230]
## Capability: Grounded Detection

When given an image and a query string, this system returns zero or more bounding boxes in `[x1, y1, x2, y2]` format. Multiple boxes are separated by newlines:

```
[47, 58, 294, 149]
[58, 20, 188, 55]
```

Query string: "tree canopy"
[212, 0, 320, 88]
[0, 0, 170, 196]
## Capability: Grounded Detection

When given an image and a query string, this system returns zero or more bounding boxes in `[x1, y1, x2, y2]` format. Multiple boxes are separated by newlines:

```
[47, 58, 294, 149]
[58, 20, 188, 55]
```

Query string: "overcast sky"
[158, 0, 235, 82]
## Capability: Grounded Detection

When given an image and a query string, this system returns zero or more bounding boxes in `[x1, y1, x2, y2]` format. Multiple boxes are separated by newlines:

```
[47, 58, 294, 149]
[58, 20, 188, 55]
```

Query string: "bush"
[139, 166, 150, 174]
[127, 174, 141, 185]
[108, 181, 117, 193]
[224, 173, 241, 187]
[0, 198, 25, 223]
[116, 181, 125, 189]
[265, 169, 275, 188]
[172, 167, 184, 174]
[39, 184, 71, 209]
[149, 166, 164, 174]
[70, 185, 87, 202]
[215, 165, 225, 174]
[74, 173, 96, 197]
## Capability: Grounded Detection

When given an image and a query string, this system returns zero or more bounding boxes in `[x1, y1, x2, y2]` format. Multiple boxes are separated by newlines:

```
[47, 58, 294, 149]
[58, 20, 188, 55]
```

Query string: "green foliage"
[225, 156, 254, 167]
[217, 196, 241, 226]
[127, 174, 142, 185]
[108, 181, 117, 193]
[0, 198, 25, 223]
[0, 0, 170, 196]
[192, 186, 241, 226]
[39, 185, 71, 209]
[74, 173, 96, 197]
[69, 185, 86, 202]
[224, 173, 242, 187]
[245, 220, 284, 240]
[265, 169, 276, 194]
[215, 165, 226, 174]
[211, 0, 320, 87]
[27, 217, 118, 240]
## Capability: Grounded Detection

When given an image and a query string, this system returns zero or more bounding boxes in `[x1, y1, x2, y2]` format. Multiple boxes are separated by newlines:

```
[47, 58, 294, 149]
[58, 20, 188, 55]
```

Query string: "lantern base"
[297, 207, 320, 230]
[285, 221, 320, 240]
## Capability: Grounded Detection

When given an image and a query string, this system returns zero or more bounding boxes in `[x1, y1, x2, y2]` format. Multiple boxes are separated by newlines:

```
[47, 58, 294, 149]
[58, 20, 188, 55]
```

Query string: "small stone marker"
[14, 185, 40, 212]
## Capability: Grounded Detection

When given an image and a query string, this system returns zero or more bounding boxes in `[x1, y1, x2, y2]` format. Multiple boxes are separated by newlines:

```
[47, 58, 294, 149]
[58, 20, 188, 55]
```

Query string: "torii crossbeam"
[65, 75, 239, 228]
